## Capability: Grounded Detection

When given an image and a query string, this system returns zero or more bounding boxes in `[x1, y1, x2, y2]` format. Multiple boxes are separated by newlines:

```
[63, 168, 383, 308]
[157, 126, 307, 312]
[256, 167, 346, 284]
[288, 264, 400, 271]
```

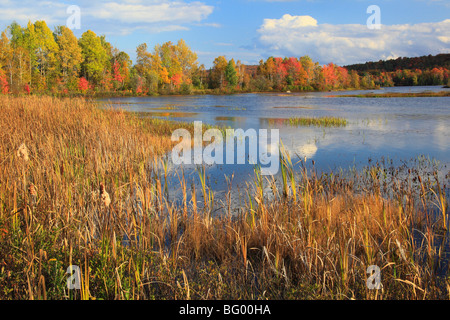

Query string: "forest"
[0, 20, 449, 96]
[345, 54, 450, 87]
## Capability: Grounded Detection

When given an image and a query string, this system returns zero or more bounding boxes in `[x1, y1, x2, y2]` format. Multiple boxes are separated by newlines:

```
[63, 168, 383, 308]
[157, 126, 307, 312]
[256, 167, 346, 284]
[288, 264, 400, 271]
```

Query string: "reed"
[287, 116, 347, 127]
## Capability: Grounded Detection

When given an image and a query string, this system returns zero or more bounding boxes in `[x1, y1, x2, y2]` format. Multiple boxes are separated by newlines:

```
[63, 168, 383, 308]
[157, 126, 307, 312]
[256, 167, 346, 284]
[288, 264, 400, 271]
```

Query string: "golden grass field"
[0, 96, 448, 300]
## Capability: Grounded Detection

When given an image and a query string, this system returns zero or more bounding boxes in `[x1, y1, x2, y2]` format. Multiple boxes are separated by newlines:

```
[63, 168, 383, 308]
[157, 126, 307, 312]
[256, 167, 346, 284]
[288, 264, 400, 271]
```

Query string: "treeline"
[345, 54, 450, 87]
[251, 57, 376, 91]
[0, 20, 377, 96]
[0, 20, 448, 96]
[0, 20, 205, 95]
[345, 54, 450, 72]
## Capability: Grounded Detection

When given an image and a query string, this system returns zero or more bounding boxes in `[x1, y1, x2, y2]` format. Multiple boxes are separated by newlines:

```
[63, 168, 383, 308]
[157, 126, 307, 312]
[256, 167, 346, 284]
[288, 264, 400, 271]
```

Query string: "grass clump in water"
[287, 116, 347, 127]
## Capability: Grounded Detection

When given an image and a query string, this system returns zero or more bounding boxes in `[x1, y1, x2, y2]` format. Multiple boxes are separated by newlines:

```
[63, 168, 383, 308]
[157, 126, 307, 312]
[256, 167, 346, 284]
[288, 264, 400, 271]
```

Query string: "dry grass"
[0, 96, 448, 300]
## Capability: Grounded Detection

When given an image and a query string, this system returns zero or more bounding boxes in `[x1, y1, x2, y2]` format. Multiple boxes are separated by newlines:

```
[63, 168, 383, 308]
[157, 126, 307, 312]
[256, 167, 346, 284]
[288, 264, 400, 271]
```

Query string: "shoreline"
[7, 84, 449, 99]
[5, 86, 381, 99]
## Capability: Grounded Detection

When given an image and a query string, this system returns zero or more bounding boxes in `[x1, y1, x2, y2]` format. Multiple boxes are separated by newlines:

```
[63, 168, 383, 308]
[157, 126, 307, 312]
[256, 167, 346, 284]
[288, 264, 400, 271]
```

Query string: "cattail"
[99, 183, 111, 207]
[28, 183, 37, 207]
[17, 143, 29, 161]
[28, 183, 37, 197]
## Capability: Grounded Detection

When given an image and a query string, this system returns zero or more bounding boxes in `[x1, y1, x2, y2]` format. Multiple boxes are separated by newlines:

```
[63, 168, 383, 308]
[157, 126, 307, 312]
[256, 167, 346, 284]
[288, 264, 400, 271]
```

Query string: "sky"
[0, 0, 449, 68]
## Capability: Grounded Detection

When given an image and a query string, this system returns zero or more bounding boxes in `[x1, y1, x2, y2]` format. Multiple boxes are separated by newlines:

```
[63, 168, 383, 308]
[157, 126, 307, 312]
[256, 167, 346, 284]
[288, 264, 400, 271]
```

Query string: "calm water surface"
[100, 85, 450, 205]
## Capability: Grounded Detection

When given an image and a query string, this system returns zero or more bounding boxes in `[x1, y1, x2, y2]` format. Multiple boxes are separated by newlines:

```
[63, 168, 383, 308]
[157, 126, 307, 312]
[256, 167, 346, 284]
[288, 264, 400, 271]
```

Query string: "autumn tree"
[210, 56, 228, 89]
[112, 51, 131, 90]
[154, 41, 181, 89]
[350, 70, 361, 89]
[284, 57, 307, 87]
[0, 35, 9, 94]
[135, 43, 159, 93]
[153, 40, 197, 90]
[191, 63, 206, 89]
[235, 60, 245, 89]
[22, 21, 59, 91]
[0, 31, 13, 91]
[5, 22, 31, 92]
[272, 58, 287, 90]
[175, 39, 198, 84]
[299, 56, 315, 87]
[55, 26, 83, 91]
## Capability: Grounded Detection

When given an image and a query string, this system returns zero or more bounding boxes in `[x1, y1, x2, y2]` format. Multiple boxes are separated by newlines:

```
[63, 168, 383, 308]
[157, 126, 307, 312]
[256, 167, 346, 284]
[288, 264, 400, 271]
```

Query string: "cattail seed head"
[17, 143, 29, 162]
[28, 183, 37, 197]
[99, 183, 111, 207]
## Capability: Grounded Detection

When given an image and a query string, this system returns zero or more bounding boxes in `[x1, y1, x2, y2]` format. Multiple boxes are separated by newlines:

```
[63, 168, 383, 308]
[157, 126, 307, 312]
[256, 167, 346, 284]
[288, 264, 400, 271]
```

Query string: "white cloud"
[0, 1, 67, 25]
[0, 0, 214, 35]
[258, 14, 450, 65]
[88, 1, 213, 24]
[262, 14, 317, 30]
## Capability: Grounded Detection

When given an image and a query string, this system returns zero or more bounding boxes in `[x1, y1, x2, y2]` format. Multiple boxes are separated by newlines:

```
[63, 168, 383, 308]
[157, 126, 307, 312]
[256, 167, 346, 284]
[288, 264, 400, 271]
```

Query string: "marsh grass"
[264, 117, 348, 128]
[0, 96, 448, 300]
[287, 116, 348, 127]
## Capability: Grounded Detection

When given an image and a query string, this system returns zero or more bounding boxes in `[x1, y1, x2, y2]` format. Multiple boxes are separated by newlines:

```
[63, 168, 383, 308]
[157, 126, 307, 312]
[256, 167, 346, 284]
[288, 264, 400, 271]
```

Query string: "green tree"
[24, 21, 59, 90]
[78, 30, 108, 85]
[6, 22, 31, 91]
[55, 26, 83, 90]
[225, 59, 238, 88]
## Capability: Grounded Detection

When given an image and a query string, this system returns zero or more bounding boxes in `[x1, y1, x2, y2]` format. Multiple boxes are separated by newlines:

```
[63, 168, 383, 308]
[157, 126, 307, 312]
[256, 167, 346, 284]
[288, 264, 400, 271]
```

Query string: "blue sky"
[0, 0, 449, 67]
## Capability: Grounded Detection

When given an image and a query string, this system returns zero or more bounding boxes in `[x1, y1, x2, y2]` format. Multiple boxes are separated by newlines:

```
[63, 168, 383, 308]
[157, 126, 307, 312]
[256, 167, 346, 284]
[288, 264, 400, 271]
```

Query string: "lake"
[100, 85, 450, 209]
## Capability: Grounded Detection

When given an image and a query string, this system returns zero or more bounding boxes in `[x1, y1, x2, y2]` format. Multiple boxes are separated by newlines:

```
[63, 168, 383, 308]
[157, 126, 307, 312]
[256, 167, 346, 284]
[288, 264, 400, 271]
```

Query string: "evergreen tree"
[225, 59, 238, 88]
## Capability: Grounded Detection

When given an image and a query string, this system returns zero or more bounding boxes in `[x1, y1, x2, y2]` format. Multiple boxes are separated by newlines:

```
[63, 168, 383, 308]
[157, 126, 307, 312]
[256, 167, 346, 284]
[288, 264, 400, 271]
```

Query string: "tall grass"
[288, 116, 347, 127]
[0, 96, 448, 300]
[265, 116, 348, 128]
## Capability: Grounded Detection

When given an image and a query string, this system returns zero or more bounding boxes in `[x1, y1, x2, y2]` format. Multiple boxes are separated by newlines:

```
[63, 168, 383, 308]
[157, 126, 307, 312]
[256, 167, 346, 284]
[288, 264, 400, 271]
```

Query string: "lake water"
[100, 86, 450, 208]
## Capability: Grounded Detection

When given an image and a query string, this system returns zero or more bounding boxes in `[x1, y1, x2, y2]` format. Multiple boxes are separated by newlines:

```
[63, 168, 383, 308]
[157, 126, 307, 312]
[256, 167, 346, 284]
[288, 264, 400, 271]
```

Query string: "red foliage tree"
[322, 63, 339, 89]
[171, 73, 183, 87]
[78, 77, 89, 93]
[0, 72, 9, 94]
[112, 61, 126, 91]
[284, 57, 307, 87]
[273, 57, 287, 89]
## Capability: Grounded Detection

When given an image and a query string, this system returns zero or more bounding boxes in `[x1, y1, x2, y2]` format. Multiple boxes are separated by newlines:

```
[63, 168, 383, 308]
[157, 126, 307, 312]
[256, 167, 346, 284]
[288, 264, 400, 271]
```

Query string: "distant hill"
[344, 54, 450, 73]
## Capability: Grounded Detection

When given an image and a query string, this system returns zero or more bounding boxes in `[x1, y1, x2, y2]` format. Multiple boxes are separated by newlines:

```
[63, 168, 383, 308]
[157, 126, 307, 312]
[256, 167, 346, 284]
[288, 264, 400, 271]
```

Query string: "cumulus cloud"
[258, 14, 450, 65]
